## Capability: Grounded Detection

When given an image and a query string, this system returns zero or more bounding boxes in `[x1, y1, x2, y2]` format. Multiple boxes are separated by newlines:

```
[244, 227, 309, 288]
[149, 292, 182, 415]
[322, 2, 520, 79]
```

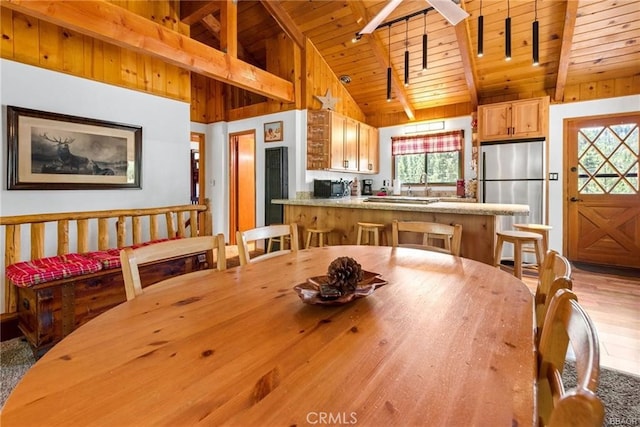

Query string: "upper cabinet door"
[478, 97, 549, 142]
[511, 99, 545, 138]
[479, 103, 511, 141]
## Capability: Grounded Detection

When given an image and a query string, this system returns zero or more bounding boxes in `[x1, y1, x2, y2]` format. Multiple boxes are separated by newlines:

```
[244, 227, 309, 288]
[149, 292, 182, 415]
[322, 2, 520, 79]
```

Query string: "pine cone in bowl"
[326, 256, 364, 295]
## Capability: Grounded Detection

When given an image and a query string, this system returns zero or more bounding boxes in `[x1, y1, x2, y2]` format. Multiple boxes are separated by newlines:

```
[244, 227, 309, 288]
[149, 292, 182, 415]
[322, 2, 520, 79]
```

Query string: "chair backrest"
[236, 223, 299, 266]
[120, 234, 226, 301]
[535, 250, 573, 342]
[537, 289, 604, 427]
[391, 220, 462, 256]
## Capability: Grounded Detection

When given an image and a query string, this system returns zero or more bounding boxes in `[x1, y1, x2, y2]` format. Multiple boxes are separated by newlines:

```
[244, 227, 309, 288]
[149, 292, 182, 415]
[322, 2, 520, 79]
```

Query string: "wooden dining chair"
[236, 223, 299, 266]
[391, 220, 462, 256]
[535, 250, 573, 343]
[120, 234, 227, 301]
[537, 288, 604, 427]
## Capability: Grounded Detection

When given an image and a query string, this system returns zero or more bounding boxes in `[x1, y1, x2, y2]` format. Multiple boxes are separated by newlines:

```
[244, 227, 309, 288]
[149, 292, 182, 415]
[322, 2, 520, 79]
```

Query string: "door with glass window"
[565, 113, 640, 268]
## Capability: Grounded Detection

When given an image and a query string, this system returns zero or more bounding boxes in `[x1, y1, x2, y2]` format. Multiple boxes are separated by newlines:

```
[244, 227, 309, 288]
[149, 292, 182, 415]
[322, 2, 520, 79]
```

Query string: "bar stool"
[513, 223, 552, 254]
[494, 230, 544, 279]
[356, 222, 386, 246]
[305, 228, 333, 248]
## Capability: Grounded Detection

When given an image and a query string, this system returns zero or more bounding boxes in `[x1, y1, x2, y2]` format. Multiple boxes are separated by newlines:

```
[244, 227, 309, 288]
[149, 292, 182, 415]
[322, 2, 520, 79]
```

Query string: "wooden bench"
[1, 200, 212, 356]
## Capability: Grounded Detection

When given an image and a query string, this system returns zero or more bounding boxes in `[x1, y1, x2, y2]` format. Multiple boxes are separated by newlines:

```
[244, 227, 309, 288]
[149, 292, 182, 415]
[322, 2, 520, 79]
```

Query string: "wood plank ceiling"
[185, 0, 640, 121]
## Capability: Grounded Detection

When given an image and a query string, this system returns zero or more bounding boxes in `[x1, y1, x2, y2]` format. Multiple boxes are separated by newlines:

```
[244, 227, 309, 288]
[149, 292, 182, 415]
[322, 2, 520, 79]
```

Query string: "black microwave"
[314, 180, 345, 198]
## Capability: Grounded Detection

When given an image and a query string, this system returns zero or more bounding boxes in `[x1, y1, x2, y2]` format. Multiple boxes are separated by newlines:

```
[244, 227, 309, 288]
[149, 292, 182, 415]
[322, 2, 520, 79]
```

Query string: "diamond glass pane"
[578, 132, 590, 157]
[594, 128, 619, 157]
[612, 180, 634, 194]
[611, 145, 636, 173]
[580, 147, 605, 174]
[611, 124, 636, 141]
[629, 163, 639, 190]
[624, 128, 639, 155]
[581, 126, 603, 141]
[582, 179, 604, 194]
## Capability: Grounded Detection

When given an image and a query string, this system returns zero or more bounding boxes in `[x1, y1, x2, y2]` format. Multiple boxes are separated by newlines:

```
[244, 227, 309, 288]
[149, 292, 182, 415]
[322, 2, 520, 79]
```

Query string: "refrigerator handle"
[482, 151, 487, 203]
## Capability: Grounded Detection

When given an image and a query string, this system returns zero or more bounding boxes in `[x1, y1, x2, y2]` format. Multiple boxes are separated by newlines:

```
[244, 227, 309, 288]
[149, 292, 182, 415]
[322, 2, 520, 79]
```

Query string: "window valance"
[391, 130, 464, 156]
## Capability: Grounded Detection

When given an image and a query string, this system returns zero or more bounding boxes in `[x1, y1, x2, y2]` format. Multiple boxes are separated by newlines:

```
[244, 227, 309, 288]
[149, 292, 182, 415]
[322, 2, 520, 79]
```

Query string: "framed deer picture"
[7, 106, 142, 190]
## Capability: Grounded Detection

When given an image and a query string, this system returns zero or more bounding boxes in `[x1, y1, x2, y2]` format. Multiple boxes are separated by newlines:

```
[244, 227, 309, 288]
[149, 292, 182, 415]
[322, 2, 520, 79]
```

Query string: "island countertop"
[272, 197, 529, 216]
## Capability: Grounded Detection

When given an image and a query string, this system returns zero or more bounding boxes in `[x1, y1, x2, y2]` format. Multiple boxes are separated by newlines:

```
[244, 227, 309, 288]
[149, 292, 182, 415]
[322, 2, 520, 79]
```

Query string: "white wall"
[192, 110, 304, 241]
[0, 59, 192, 310]
[547, 95, 640, 254]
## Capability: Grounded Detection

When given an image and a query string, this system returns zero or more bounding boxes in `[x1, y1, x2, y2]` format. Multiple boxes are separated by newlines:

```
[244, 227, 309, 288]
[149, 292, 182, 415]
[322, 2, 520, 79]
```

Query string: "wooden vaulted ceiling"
[185, 0, 640, 121]
[4, 0, 638, 124]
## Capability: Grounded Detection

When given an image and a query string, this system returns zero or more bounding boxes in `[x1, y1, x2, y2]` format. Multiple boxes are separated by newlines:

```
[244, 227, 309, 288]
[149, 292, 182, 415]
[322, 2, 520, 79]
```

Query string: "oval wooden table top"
[2, 246, 535, 426]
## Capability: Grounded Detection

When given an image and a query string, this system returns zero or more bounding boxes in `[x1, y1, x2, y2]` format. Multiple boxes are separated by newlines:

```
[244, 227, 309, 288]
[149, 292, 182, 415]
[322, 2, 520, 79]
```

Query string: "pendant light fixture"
[422, 11, 428, 69]
[505, 0, 511, 61]
[387, 25, 392, 102]
[404, 18, 410, 87]
[477, 0, 483, 57]
[532, 0, 539, 66]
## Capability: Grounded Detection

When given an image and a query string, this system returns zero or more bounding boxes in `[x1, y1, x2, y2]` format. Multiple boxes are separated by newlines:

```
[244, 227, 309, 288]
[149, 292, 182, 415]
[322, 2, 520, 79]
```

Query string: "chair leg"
[494, 236, 504, 268]
[533, 239, 543, 268]
[373, 230, 379, 246]
[514, 242, 523, 279]
[305, 232, 312, 249]
[319, 232, 325, 247]
[356, 227, 363, 245]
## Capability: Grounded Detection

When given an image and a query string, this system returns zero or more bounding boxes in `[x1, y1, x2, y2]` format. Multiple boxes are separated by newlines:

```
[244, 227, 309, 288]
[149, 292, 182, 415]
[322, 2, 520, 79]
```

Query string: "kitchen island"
[272, 197, 529, 265]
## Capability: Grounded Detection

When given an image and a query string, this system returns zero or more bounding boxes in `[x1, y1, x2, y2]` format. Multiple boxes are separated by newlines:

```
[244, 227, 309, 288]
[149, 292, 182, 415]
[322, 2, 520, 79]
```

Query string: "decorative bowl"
[293, 270, 387, 305]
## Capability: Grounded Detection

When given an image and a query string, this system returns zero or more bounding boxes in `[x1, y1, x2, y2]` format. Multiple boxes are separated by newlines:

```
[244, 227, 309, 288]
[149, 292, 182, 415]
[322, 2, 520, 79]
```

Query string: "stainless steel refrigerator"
[479, 140, 545, 263]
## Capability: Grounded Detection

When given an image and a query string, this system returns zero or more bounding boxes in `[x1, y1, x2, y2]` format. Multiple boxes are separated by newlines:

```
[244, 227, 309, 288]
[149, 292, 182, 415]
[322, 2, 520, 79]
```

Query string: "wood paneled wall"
[304, 39, 365, 123]
[0, 2, 191, 102]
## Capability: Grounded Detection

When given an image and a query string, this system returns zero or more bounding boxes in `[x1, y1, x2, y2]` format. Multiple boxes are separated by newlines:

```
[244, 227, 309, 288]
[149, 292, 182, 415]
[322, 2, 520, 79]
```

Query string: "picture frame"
[7, 106, 142, 190]
[264, 121, 283, 142]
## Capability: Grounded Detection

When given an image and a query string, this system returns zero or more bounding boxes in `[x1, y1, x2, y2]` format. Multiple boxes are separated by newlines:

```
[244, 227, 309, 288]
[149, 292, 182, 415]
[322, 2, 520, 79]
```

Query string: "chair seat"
[305, 228, 333, 248]
[495, 230, 544, 279]
[513, 223, 552, 254]
[356, 222, 385, 246]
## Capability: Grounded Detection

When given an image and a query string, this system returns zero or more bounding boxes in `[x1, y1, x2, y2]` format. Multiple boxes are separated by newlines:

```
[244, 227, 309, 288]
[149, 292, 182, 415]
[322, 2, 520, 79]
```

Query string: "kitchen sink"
[364, 196, 440, 204]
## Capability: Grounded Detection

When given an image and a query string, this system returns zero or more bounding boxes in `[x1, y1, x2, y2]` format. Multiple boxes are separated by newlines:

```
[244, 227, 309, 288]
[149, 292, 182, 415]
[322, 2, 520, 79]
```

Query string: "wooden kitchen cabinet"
[307, 110, 370, 172]
[478, 97, 549, 142]
[330, 113, 359, 171]
[358, 123, 379, 173]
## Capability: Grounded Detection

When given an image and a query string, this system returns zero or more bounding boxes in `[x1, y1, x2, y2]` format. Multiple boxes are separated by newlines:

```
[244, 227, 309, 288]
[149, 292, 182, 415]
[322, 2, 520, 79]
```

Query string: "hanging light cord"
[535, 0, 538, 21]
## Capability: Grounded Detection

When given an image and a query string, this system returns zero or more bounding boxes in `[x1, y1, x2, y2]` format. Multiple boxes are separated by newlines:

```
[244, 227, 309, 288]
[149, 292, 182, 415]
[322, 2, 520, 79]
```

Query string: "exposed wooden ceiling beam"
[180, 0, 221, 26]
[554, 0, 579, 103]
[220, 0, 237, 58]
[349, 1, 416, 121]
[259, 0, 305, 49]
[3, 0, 294, 102]
[201, 14, 257, 65]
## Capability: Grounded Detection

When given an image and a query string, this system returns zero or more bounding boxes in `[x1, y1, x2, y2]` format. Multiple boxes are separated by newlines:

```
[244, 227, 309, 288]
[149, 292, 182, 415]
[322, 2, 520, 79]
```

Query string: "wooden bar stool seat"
[356, 222, 386, 246]
[495, 230, 544, 279]
[305, 228, 333, 248]
[513, 223, 552, 255]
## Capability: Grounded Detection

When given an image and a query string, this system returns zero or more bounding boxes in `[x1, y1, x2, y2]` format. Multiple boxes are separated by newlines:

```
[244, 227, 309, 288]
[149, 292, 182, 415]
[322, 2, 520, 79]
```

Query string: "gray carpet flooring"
[1, 337, 639, 425]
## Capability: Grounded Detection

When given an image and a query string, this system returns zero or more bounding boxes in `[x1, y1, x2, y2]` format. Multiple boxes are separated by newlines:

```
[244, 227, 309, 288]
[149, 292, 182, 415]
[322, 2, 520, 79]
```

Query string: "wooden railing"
[1, 199, 212, 313]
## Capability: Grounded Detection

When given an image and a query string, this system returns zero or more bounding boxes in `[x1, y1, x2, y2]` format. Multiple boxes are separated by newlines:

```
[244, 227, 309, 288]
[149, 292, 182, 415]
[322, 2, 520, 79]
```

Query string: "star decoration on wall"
[314, 89, 339, 110]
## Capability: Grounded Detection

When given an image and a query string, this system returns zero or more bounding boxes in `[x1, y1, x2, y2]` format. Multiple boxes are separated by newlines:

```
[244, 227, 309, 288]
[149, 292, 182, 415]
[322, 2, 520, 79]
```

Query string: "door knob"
[570, 197, 583, 202]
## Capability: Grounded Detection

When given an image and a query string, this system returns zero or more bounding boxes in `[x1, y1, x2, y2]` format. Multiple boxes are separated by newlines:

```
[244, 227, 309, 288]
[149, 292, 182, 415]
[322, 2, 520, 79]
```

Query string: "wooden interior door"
[229, 131, 256, 244]
[565, 113, 640, 268]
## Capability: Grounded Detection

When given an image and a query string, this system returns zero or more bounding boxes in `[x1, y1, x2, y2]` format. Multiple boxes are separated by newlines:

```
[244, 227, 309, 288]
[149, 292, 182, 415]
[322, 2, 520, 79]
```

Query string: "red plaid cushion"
[83, 249, 122, 270]
[6, 254, 103, 288]
[84, 239, 177, 270]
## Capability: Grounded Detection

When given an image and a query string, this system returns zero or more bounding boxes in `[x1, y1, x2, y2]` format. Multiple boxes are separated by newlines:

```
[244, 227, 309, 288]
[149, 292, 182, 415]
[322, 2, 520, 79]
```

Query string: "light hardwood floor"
[517, 263, 640, 376]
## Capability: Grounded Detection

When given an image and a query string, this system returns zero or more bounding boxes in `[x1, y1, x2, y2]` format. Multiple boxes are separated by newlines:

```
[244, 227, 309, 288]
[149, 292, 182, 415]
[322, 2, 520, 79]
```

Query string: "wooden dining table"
[1, 246, 536, 426]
